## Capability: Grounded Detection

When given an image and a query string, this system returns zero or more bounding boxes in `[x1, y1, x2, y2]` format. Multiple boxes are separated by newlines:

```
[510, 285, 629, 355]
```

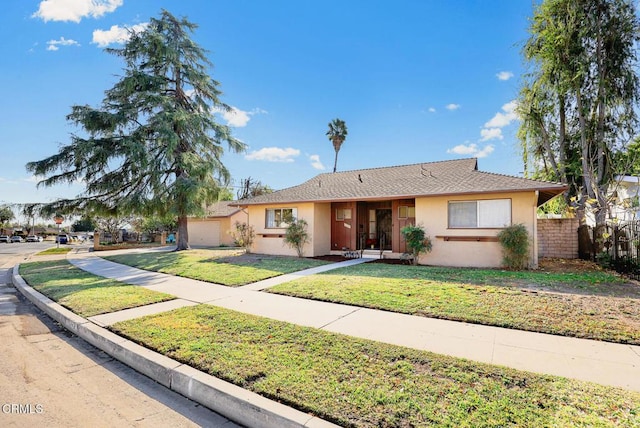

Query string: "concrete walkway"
[66, 250, 640, 392]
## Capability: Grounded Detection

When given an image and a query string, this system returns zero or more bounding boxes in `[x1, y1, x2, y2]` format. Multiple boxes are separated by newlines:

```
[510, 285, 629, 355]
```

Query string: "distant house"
[187, 201, 247, 247]
[234, 158, 567, 268]
[608, 175, 640, 222]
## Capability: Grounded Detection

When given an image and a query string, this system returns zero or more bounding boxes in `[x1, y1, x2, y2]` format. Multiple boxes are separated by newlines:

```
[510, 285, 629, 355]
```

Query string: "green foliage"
[105, 250, 327, 286]
[72, 215, 96, 232]
[326, 118, 348, 173]
[19, 260, 174, 317]
[400, 224, 433, 265]
[284, 218, 311, 257]
[25, 10, 245, 250]
[236, 177, 273, 200]
[114, 304, 640, 427]
[133, 215, 177, 234]
[270, 263, 637, 344]
[0, 205, 14, 224]
[497, 224, 530, 269]
[518, 0, 640, 224]
[231, 221, 255, 253]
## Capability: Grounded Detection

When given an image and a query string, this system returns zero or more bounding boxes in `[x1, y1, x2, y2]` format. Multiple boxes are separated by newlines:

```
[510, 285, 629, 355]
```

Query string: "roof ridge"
[473, 169, 565, 186]
[315, 158, 478, 177]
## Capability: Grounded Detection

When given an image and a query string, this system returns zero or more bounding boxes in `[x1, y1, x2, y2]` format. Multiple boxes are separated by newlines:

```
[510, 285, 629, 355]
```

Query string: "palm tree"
[326, 118, 348, 173]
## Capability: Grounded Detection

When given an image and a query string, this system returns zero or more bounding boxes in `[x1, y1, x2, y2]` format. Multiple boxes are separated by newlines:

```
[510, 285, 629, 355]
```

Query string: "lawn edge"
[11, 264, 338, 428]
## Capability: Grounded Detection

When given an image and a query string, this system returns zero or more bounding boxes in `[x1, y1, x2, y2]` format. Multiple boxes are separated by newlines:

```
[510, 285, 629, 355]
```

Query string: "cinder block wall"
[537, 218, 579, 259]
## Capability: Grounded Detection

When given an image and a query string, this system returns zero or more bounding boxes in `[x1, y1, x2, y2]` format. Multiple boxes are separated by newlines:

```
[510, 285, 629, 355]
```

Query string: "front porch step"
[361, 249, 391, 259]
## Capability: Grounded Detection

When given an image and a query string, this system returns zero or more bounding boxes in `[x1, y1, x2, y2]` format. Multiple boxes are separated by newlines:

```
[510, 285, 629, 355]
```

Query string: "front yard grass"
[19, 260, 175, 317]
[269, 263, 640, 344]
[35, 247, 72, 255]
[103, 249, 329, 286]
[112, 304, 640, 427]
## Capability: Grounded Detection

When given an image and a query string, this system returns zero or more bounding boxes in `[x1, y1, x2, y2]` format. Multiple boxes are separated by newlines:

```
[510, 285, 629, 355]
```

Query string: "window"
[265, 208, 297, 228]
[398, 205, 415, 219]
[448, 199, 511, 228]
[336, 208, 352, 221]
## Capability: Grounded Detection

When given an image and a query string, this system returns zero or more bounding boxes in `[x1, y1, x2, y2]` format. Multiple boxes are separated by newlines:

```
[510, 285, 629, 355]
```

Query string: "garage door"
[187, 220, 221, 247]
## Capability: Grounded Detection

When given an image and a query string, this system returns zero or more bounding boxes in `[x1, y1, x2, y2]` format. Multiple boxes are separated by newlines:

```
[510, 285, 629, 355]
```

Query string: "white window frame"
[448, 199, 511, 229]
[265, 208, 297, 228]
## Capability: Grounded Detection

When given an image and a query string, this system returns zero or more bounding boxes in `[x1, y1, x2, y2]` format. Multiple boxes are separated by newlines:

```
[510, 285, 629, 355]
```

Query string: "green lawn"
[103, 249, 329, 286]
[35, 247, 72, 255]
[112, 304, 640, 427]
[269, 263, 640, 344]
[19, 260, 175, 317]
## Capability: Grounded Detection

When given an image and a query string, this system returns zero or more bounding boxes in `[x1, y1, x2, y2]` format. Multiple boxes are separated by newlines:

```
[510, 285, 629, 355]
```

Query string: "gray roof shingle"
[202, 201, 242, 217]
[237, 158, 567, 207]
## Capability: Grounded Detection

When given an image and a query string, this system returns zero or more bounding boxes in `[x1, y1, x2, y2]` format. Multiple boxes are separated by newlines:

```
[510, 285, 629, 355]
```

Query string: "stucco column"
[94, 232, 100, 251]
[532, 191, 539, 268]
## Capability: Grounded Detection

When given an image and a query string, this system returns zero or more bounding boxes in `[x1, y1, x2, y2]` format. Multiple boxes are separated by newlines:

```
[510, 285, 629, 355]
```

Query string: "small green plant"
[400, 224, 433, 265]
[231, 221, 255, 253]
[497, 224, 530, 269]
[284, 218, 311, 257]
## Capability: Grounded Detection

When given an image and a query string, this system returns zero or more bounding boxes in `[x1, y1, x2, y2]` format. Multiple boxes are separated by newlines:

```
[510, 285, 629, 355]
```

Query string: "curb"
[12, 264, 338, 428]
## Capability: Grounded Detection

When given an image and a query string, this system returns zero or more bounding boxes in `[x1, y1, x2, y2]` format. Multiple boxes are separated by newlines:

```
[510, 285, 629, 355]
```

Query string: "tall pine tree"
[27, 10, 245, 250]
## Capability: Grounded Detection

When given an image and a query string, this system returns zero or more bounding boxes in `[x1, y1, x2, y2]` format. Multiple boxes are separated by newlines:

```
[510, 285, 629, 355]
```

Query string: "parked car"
[0, 235, 10, 243]
[56, 234, 69, 244]
[10, 236, 24, 243]
[26, 235, 43, 242]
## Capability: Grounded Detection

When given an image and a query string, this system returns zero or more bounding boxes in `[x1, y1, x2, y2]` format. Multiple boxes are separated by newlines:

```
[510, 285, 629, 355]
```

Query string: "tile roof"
[202, 200, 242, 217]
[236, 158, 568, 207]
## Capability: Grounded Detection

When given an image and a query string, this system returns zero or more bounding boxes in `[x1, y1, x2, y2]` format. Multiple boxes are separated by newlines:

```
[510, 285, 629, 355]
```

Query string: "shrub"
[284, 219, 311, 257]
[400, 224, 433, 265]
[497, 224, 530, 269]
[231, 221, 255, 253]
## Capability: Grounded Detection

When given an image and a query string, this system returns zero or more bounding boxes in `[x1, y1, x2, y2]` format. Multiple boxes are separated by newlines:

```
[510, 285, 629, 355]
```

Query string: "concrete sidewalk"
[65, 249, 640, 393]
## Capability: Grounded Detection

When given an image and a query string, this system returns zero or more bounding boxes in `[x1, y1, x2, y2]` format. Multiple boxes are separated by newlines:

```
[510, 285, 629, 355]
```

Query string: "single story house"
[234, 158, 567, 268]
[187, 201, 247, 247]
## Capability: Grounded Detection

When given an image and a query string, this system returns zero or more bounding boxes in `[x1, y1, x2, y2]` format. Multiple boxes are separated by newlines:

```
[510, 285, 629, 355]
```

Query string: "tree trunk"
[333, 149, 339, 173]
[176, 215, 190, 251]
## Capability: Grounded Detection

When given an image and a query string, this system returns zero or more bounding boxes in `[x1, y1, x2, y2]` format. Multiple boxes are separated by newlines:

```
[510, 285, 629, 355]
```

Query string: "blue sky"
[1, 0, 532, 210]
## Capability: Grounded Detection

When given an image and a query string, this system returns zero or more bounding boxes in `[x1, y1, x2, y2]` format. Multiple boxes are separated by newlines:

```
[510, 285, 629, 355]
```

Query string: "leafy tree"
[71, 215, 96, 233]
[131, 214, 176, 242]
[284, 218, 311, 257]
[326, 118, 348, 173]
[400, 224, 432, 265]
[518, 0, 640, 231]
[236, 177, 273, 200]
[0, 205, 14, 234]
[95, 215, 131, 244]
[25, 10, 245, 251]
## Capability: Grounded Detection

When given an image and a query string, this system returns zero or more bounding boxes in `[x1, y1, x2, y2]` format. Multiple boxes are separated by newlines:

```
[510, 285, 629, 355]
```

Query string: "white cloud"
[218, 106, 267, 128]
[245, 147, 300, 163]
[222, 107, 251, 127]
[496, 71, 514, 81]
[46, 37, 80, 51]
[480, 128, 503, 141]
[92, 23, 148, 47]
[448, 143, 495, 158]
[33, 0, 123, 23]
[484, 100, 519, 128]
[428, 107, 436, 113]
[445, 103, 460, 111]
[309, 154, 325, 170]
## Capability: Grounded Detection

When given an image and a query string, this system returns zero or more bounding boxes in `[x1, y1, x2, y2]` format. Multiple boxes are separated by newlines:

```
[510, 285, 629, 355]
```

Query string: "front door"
[376, 209, 392, 250]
